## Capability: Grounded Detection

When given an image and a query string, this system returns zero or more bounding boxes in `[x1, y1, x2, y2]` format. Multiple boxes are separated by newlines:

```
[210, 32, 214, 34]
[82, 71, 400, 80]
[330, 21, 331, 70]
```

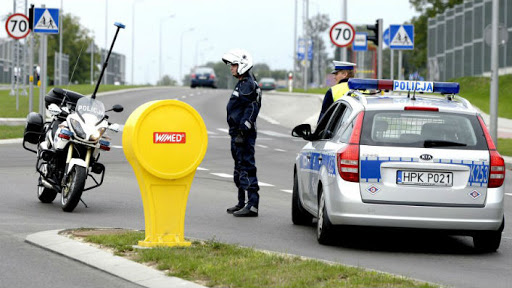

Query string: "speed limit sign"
[329, 21, 355, 48]
[5, 13, 30, 39]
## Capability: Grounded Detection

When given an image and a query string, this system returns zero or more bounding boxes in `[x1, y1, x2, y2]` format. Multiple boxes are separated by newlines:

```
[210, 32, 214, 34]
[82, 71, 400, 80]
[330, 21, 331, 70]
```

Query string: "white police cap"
[331, 61, 356, 74]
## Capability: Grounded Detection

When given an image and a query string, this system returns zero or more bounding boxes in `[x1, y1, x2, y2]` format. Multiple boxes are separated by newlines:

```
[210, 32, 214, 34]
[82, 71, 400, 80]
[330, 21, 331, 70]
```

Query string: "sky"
[1, 0, 420, 85]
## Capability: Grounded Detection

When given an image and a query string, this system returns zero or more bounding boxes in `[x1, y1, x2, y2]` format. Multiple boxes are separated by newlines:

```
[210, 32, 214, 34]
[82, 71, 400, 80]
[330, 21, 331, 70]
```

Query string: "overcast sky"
[1, 0, 419, 85]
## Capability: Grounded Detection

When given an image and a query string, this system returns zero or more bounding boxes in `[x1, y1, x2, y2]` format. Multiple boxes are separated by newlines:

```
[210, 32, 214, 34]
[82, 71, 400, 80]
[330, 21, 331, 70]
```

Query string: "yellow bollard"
[123, 100, 208, 247]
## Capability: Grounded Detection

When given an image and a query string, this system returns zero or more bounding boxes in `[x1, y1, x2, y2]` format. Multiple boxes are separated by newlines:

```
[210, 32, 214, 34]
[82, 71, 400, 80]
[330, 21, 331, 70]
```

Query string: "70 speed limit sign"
[329, 21, 355, 48]
[5, 13, 30, 39]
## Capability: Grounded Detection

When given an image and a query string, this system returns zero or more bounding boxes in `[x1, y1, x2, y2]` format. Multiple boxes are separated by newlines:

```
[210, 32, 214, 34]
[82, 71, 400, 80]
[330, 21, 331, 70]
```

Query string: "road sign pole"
[29, 33, 33, 112]
[490, 0, 499, 144]
[398, 50, 402, 80]
[390, 49, 394, 80]
[377, 19, 383, 79]
[16, 40, 19, 110]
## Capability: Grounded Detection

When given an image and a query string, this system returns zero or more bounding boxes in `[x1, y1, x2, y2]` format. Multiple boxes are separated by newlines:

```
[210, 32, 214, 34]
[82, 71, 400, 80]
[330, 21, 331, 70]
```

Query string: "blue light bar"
[114, 22, 126, 29]
[348, 79, 460, 94]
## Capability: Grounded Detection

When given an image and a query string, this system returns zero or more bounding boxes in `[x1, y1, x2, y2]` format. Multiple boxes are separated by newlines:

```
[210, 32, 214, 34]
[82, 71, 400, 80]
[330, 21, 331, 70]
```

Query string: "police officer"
[318, 61, 356, 122]
[222, 49, 262, 217]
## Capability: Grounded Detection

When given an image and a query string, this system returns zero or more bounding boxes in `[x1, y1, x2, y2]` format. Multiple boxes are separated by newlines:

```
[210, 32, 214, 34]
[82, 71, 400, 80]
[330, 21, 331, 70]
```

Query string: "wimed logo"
[153, 132, 186, 144]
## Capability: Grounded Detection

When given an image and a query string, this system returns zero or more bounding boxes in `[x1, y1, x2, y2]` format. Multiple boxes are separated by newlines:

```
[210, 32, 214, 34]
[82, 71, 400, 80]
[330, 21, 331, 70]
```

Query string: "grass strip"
[0, 125, 25, 139]
[0, 84, 146, 118]
[82, 230, 436, 288]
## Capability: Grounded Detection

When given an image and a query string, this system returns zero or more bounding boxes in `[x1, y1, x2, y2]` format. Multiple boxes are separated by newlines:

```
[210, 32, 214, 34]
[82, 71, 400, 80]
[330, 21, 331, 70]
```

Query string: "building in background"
[100, 48, 126, 85]
[427, 0, 512, 81]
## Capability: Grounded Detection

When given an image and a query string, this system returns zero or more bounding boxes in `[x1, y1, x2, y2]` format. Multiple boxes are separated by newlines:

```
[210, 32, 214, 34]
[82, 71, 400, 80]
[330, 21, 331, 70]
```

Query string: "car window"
[313, 103, 340, 139]
[360, 110, 488, 150]
[332, 105, 353, 139]
[321, 103, 349, 140]
[195, 68, 214, 74]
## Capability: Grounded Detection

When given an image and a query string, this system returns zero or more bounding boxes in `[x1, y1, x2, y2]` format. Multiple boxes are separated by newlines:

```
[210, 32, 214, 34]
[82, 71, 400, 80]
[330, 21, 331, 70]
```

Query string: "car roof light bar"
[348, 79, 460, 94]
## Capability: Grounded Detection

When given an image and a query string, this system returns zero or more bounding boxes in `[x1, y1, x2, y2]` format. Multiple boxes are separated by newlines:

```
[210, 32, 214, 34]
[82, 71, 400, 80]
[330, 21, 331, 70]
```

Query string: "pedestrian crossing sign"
[389, 24, 414, 50]
[33, 8, 59, 34]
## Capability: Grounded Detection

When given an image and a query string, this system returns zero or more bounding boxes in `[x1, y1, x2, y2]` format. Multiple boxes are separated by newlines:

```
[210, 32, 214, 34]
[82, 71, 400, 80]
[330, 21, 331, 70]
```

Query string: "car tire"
[317, 187, 335, 245]
[292, 171, 313, 225]
[473, 218, 504, 253]
[191, 85, 196, 89]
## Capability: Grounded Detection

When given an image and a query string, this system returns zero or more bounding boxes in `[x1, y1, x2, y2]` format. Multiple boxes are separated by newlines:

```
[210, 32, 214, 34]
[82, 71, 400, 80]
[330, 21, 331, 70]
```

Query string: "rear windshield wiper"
[424, 140, 467, 148]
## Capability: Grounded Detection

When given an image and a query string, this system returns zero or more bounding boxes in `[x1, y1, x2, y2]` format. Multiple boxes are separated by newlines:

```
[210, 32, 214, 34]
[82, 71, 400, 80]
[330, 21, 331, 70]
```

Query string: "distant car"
[259, 77, 276, 90]
[191, 67, 217, 88]
[291, 78, 506, 252]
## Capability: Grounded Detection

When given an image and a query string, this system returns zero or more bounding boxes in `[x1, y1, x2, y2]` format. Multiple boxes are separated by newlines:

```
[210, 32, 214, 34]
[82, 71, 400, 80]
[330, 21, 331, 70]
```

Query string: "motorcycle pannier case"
[45, 87, 84, 110]
[24, 112, 44, 144]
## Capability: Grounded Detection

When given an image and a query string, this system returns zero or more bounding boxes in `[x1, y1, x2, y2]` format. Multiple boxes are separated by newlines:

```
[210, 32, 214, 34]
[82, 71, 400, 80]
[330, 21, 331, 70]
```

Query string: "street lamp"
[132, 0, 144, 85]
[180, 27, 195, 85]
[159, 15, 175, 82]
[195, 38, 208, 67]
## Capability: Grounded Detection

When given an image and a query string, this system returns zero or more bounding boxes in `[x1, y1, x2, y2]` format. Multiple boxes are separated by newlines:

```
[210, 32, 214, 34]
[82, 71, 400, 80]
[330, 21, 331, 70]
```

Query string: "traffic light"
[367, 20, 379, 46]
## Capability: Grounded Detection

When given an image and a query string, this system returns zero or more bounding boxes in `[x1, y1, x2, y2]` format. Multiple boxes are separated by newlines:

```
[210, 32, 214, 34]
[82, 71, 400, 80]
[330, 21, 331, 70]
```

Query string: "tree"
[157, 75, 177, 86]
[307, 14, 330, 87]
[45, 13, 99, 84]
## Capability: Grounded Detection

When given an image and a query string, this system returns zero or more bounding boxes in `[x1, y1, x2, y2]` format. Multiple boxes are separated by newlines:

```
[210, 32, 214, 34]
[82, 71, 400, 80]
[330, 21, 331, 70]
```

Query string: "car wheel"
[473, 218, 504, 253]
[317, 187, 334, 245]
[292, 171, 313, 225]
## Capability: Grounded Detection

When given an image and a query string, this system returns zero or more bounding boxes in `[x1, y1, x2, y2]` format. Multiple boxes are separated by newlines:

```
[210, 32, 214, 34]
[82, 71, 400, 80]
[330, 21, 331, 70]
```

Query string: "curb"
[25, 230, 206, 288]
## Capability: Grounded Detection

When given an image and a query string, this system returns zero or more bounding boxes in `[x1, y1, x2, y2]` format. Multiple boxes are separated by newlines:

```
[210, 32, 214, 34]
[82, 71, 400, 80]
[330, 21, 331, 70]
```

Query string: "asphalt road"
[1, 87, 511, 288]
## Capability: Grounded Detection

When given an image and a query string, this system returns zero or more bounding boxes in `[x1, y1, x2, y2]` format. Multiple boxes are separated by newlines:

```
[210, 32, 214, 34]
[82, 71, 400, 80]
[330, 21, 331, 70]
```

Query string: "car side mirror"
[107, 104, 124, 113]
[291, 124, 313, 140]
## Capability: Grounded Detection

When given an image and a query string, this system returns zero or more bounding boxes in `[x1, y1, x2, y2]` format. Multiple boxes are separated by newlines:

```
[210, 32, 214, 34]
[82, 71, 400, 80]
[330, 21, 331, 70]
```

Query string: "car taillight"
[337, 111, 364, 182]
[191, 73, 196, 79]
[404, 106, 439, 111]
[478, 116, 505, 188]
[209, 74, 215, 80]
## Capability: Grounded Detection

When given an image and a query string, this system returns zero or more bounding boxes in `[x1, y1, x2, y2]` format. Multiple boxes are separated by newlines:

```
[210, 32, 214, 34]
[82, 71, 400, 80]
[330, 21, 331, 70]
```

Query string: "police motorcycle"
[22, 22, 125, 212]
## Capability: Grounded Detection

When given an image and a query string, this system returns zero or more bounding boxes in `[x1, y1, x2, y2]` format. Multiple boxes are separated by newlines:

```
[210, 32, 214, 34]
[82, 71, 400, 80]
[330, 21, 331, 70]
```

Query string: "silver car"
[291, 79, 506, 252]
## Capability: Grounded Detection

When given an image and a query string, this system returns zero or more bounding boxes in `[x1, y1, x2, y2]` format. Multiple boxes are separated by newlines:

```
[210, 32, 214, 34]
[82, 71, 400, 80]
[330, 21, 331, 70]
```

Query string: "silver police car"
[291, 79, 506, 252]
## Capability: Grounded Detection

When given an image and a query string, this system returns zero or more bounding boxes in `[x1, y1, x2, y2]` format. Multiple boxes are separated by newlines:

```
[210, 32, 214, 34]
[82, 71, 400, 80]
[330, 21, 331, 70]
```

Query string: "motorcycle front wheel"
[37, 163, 57, 203]
[61, 166, 87, 212]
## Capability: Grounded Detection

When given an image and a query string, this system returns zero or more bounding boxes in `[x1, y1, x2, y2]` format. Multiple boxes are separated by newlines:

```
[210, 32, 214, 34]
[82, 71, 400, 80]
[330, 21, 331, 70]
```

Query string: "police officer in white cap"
[318, 61, 356, 122]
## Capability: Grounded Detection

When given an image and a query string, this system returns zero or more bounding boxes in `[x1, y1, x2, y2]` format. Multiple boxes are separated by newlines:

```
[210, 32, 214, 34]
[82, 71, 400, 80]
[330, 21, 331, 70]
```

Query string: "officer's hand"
[235, 131, 245, 146]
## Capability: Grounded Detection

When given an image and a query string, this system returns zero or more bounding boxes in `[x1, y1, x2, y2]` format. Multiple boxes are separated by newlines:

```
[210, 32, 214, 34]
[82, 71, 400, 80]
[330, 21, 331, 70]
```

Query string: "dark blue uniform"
[226, 73, 262, 210]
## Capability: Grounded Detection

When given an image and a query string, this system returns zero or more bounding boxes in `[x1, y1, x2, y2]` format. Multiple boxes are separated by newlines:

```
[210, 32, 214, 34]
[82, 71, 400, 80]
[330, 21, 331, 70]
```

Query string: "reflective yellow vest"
[331, 82, 349, 102]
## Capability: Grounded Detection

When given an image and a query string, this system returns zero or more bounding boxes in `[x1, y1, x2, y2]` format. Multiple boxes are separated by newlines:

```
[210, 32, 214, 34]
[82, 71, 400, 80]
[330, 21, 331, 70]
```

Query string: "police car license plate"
[199, 76, 207, 80]
[397, 171, 453, 186]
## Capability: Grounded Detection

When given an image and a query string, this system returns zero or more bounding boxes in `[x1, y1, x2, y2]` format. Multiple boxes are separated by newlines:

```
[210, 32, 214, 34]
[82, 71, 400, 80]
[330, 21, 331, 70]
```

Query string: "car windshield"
[195, 68, 213, 74]
[260, 78, 275, 83]
[76, 97, 105, 124]
[360, 110, 488, 150]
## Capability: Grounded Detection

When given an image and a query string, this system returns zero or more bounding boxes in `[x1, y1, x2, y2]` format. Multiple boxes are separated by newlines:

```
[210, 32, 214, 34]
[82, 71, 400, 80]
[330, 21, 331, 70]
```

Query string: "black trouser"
[230, 132, 259, 209]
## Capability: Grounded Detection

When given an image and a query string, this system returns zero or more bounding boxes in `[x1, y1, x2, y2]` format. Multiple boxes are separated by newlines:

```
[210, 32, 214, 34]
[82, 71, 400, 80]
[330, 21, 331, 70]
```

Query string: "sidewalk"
[25, 230, 206, 288]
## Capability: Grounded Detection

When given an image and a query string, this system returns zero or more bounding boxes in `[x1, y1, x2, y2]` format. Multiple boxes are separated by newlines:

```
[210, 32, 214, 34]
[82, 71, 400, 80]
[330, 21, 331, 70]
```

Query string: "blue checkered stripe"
[300, 152, 337, 177]
[360, 156, 489, 187]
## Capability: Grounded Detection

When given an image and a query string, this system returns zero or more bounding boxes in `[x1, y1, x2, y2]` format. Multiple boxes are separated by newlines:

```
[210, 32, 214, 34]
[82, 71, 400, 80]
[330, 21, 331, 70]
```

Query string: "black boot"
[226, 205, 244, 214]
[233, 206, 258, 217]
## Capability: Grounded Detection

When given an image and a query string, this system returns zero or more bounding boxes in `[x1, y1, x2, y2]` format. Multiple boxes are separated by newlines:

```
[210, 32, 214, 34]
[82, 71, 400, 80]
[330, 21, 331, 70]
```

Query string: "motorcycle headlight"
[70, 118, 86, 139]
[89, 127, 106, 141]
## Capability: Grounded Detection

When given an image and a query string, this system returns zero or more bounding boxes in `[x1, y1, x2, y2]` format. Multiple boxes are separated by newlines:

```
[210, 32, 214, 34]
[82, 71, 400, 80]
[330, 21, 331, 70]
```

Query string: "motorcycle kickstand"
[80, 198, 89, 208]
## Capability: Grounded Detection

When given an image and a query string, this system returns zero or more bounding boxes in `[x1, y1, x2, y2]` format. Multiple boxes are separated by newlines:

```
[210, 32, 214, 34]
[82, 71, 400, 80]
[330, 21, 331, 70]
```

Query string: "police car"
[291, 79, 506, 252]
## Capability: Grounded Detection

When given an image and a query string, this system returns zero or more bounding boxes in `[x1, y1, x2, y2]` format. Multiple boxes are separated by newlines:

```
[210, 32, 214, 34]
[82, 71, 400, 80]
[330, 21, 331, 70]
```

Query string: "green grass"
[83, 230, 436, 288]
[454, 74, 512, 119]
[498, 138, 512, 157]
[0, 125, 25, 139]
[0, 84, 147, 118]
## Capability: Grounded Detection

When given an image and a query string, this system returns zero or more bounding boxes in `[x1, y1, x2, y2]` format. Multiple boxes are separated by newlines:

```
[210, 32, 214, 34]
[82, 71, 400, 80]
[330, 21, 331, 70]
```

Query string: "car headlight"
[89, 127, 106, 141]
[70, 118, 86, 139]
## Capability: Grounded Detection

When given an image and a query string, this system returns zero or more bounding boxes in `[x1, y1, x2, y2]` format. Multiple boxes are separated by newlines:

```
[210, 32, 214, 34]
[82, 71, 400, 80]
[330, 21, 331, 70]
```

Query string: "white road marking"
[259, 114, 280, 125]
[210, 172, 274, 187]
[506, 193, 512, 197]
[207, 131, 217, 135]
[197, 167, 209, 171]
[111, 145, 123, 149]
[181, 96, 187, 99]
[217, 128, 229, 134]
[259, 130, 290, 138]
[281, 189, 292, 193]
[210, 173, 232, 178]
[209, 136, 230, 139]
[259, 182, 274, 187]
[188, 93, 195, 97]
[274, 148, 286, 152]
[257, 144, 268, 149]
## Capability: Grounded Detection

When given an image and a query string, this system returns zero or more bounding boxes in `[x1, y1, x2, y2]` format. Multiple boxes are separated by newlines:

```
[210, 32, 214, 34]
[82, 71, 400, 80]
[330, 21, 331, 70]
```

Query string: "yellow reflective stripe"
[331, 82, 349, 102]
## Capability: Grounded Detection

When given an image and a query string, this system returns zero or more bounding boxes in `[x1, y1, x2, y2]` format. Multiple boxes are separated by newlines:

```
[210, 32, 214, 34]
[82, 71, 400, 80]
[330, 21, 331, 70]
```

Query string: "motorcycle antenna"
[91, 22, 125, 99]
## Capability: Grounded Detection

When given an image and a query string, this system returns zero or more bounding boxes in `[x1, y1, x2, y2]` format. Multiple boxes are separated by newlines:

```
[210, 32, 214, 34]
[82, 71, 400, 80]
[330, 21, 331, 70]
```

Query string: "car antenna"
[91, 22, 125, 99]
[411, 75, 419, 101]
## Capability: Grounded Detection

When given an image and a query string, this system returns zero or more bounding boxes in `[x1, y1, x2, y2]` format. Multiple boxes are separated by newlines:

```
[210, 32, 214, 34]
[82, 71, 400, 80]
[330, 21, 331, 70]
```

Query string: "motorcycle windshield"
[76, 97, 105, 124]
